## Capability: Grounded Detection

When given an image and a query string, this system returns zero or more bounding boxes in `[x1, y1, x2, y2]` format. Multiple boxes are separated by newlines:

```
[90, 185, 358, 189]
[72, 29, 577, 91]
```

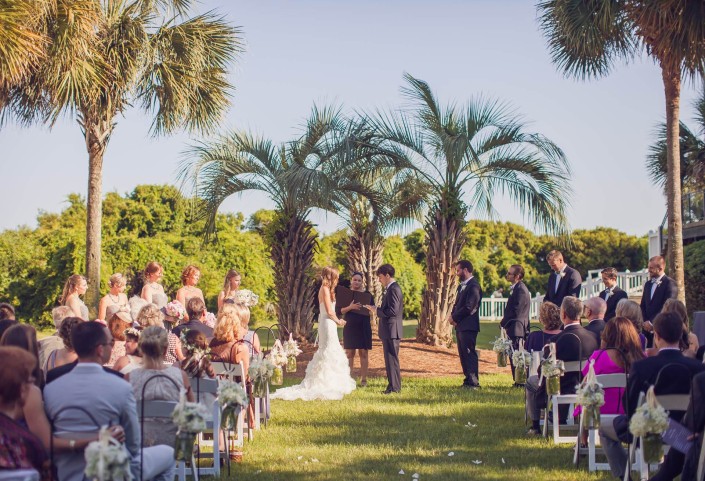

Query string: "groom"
[365, 264, 404, 394]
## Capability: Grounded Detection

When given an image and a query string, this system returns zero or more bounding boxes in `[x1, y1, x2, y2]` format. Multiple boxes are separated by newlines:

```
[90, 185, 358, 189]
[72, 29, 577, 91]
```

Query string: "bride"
[271, 266, 357, 401]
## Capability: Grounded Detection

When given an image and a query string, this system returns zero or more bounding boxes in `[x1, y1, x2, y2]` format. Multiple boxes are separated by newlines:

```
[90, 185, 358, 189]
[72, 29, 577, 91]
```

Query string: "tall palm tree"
[365, 74, 571, 346]
[182, 106, 374, 339]
[0, 0, 242, 311]
[537, 1, 705, 302]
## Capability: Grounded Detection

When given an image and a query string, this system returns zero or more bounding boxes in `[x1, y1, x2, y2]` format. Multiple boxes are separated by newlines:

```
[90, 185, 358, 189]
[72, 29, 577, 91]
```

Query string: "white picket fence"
[479, 268, 649, 321]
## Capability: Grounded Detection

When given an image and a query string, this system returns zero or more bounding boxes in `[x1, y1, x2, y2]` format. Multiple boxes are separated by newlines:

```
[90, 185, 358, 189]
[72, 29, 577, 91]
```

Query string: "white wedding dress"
[270, 302, 356, 401]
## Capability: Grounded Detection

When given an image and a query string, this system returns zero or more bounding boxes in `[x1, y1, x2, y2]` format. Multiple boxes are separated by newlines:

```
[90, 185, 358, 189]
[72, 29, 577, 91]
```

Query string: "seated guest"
[0, 302, 16, 320]
[525, 297, 598, 434]
[45, 316, 82, 371]
[599, 312, 705, 479]
[661, 298, 699, 358]
[209, 304, 251, 372]
[172, 297, 214, 339]
[44, 321, 175, 481]
[181, 330, 216, 411]
[136, 304, 184, 364]
[38, 306, 73, 372]
[1, 324, 45, 389]
[0, 347, 50, 481]
[223, 297, 261, 357]
[113, 327, 143, 375]
[126, 326, 193, 447]
[106, 304, 133, 366]
[525, 302, 562, 353]
[0, 318, 18, 338]
[668, 371, 705, 480]
[582, 297, 607, 344]
[615, 299, 647, 351]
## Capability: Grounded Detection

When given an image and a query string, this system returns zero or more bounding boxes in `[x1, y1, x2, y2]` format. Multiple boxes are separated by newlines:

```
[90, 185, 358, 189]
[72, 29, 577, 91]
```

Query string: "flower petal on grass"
[447, 452, 455, 457]
[472, 460, 482, 465]
[398, 470, 405, 475]
[412, 474, 419, 479]
[502, 458, 505, 464]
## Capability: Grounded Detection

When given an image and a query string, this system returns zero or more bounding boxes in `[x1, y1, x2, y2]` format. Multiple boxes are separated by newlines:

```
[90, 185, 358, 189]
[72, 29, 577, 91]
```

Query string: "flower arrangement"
[283, 333, 302, 373]
[84, 427, 133, 481]
[575, 360, 605, 429]
[123, 327, 141, 339]
[171, 390, 209, 460]
[217, 379, 248, 430]
[249, 354, 276, 397]
[490, 332, 513, 367]
[629, 386, 669, 462]
[203, 311, 216, 328]
[231, 289, 259, 307]
[267, 339, 287, 385]
[165, 300, 187, 320]
[512, 347, 531, 384]
[540, 354, 565, 396]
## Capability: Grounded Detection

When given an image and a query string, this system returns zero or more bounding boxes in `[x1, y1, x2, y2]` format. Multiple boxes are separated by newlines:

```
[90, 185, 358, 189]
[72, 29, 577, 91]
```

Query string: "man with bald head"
[583, 297, 607, 344]
[640, 255, 678, 348]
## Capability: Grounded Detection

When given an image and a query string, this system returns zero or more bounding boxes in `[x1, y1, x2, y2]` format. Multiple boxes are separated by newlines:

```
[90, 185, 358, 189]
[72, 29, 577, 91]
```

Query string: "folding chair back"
[0, 470, 40, 481]
[48, 405, 102, 481]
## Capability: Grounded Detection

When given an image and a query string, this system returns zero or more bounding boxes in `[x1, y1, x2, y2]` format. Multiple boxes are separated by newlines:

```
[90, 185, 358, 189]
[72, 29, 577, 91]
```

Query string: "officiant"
[337, 272, 373, 387]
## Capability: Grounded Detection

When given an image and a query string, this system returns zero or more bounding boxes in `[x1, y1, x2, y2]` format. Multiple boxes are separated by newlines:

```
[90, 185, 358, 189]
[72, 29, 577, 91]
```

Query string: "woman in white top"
[98, 273, 129, 321]
[141, 261, 168, 308]
[60, 274, 89, 320]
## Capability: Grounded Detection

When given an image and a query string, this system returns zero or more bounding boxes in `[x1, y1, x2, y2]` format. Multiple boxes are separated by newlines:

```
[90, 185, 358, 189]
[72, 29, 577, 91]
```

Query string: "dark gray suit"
[452, 276, 482, 387]
[376, 281, 403, 393]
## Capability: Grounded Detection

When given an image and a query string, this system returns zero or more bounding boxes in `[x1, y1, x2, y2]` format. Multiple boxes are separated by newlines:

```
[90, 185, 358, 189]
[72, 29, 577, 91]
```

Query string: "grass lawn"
[223, 374, 611, 481]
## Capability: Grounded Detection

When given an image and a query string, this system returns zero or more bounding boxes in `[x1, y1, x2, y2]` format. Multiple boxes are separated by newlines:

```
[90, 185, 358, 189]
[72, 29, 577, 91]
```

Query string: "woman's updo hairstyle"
[138, 326, 168, 360]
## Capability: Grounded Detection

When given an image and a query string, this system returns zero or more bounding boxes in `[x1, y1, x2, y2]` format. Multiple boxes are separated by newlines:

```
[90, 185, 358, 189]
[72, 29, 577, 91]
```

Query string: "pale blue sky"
[0, 0, 701, 236]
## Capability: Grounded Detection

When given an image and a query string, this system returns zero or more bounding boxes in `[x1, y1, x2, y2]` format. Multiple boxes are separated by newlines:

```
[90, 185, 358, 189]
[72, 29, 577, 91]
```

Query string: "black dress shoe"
[382, 389, 400, 395]
[462, 384, 481, 390]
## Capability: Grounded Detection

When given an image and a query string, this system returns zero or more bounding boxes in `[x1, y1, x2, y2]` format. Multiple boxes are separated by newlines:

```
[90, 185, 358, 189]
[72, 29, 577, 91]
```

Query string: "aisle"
[223, 375, 611, 481]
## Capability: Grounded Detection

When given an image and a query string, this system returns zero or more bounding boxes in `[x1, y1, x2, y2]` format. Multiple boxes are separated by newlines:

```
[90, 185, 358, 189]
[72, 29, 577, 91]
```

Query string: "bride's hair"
[320, 267, 339, 300]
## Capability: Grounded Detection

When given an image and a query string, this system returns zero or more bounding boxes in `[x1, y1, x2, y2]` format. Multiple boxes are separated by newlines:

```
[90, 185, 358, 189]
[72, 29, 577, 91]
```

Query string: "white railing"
[479, 268, 649, 321]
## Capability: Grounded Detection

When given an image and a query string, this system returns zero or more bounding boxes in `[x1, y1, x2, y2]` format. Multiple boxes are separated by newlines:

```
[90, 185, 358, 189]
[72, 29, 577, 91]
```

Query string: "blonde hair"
[60, 274, 86, 304]
[109, 273, 126, 288]
[138, 326, 168, 361]
[214, 304, 248, 343]
[136, 304, 164, 328]
[320, 266, 339, 301]
[181, 265, 200, 285]
[615, 299, 643, 332]
[222, 269, 241, 298]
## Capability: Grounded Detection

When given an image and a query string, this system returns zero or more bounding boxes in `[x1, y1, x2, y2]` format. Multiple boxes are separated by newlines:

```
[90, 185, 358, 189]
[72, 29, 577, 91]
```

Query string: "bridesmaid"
[60, 274, 89, 320]
[217, 269, 241, 311]
[98, 273, 128, 321]
[175, 265, 204, 320]
[341, 272, 373, 386]
[141, 262, 168, 308]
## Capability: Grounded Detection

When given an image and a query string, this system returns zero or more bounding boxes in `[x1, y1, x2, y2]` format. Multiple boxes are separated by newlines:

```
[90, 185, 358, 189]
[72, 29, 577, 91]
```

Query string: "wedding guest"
[525, 302, 562, 353]
[340, 272, 373, 387]
[105, 303, 133, 366]
[0, 324, 45, 389]
[126, 326, 193, 448]
[640, 255, 678, 347]
[600, 312, 705, 479]
[543, 250, 582, 307]
[0, 347, 50, 480]
[583, 297, 607, 344]
[172, 297, 213, 338]
[0, 302, 16, 320]
[217, 269, 242, 311]
[615, 299, 647, 350]
[662, 298, 699, 358]
[45, 317, 82, 371]
[449, 260, 482, 389]
[136, 303, 184, 363]
[209, 304, 251, 373]
[0, 319, 18, 338]
[140, 261, 168, 309]
[61, 274, 89, 320]
[44, 321, 175, 481]
[98, 273, 129, 322]
[599, 267, 627, 321]
[180, 330, 216, 410]
[112, 327, 143, 375]
[175, 265, 205, 321]
[38, 306, 73, 371]
[225, 297, 261, 357]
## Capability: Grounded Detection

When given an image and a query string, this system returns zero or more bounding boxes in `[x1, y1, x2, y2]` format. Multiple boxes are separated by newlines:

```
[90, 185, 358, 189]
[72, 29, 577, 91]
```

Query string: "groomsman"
[599, 267, 627, 321]
[640, 255, 678, 347]
[500, 264, 531, 383]
[543, 250, 582, 306]
[449, 260, 482, 389]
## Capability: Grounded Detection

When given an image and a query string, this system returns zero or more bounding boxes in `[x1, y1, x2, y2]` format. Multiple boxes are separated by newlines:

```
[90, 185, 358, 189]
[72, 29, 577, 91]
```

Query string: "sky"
[0, 0, 701, 237]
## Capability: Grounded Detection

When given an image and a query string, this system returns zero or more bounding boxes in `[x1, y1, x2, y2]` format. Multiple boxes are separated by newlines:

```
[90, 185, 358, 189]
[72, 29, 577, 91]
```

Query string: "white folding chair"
[212, 361, 247, 446]
[189, 377, 221, 477]
[543, 360, 582, 443]
[0, 470, 40, 481]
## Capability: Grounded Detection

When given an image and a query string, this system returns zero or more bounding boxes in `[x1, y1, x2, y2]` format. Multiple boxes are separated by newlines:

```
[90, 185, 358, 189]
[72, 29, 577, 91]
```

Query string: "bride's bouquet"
[249, 354, 276, 398]
[283, 333, 302, 373]
[266, 340, 287, 385]
[171, 390, 209, 461]
[84, 427, 133, 481]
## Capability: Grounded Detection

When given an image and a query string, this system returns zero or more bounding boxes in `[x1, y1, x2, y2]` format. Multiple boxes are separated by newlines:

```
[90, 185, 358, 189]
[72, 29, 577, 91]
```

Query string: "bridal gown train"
[270, 302, 356, 401]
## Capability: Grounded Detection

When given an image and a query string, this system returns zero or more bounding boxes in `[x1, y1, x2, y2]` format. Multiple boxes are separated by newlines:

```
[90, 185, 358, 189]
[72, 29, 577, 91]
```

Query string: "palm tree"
[537, 1, 705, 302]
[0, 0, 242, 311]
[182, 106, 375, 339]
[365, 74, 571, 346]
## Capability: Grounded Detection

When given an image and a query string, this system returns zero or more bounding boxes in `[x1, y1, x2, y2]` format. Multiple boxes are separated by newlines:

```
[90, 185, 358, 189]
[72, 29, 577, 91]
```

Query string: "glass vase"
[514, 366, 527, 384]
[253, 377, 268, 398]
[286, 356, 297, 373]
[496, 351, 508, 367]
[221, 405, 239, 430]
[582, 405, 601, 430]
[271, 366, 284, 385]
[174, 431, 197, 461]
[546, 375, 561, 396]
[642, 433, 663, 464]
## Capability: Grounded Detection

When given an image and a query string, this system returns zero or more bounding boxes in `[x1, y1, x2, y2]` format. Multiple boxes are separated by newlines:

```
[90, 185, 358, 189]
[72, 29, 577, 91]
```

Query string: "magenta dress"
[575, 350, 626, 416]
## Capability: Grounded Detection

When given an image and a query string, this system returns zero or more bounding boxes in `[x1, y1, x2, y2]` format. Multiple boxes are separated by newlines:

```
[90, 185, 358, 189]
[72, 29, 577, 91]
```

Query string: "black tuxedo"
[640, 275, 678, 347]
[543, 265, 582, 307]
[500, 281, 531, 338]
[375, 281, 404, 392]
[451, 277, 482, 387]
[599, 286, 627, 321]
[584, 319, 606, 345]
[46, 360, 124, 384]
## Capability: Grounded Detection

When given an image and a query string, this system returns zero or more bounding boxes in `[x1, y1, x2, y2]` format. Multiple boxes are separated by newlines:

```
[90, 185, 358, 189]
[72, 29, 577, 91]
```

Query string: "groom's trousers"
[382, 337, 401, 392]
[456, 329, 479, 386]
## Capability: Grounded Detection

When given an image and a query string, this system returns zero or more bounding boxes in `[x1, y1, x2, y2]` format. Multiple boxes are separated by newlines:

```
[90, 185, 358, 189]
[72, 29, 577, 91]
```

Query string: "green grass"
[220, 374, 611, 481]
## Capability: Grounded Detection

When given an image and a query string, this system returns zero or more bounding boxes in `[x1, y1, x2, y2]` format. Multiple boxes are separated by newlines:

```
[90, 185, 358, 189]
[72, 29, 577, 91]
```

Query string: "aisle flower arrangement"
[629, 386, 669, 463]
[283, 333, 303, 373]
[84, 427, 133, 481]
[249, 354, 276, 398]
[575, 360, 605, 429]
[217, 379, 248, 429]
[512, 346, 531, 384]
[490, 331, 513, 367]
[267, 339, 287, 385]
[171, 391, 209, 460]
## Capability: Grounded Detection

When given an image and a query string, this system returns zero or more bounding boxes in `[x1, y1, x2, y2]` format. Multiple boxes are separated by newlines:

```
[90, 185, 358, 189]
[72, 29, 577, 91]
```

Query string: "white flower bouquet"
[267, 340, 287, 385]
[84, 427, 133, 481]
[171, 391, 209, 460]
[231, 289, 259, 307]
[575, 360, 605, 429]
[165, 300, 186, 320]
[629, 386, 669, 463]
[203, 311, 216, 328]
[540, 358, 565, 395]
[123, 327, 141, 339]
[217, 379, 248, 430]
[512, 348, 531, 384]
[490, 332, 513, 367]
[249, 354, 276, 398]
[283, 333, 302, 373]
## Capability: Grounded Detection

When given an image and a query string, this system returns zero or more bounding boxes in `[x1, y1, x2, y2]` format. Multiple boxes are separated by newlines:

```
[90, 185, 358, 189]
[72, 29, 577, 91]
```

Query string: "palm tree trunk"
[271, 211, 318, 340]
[662, 64, 685, 303]
[346, 223, 384, 330]
[417, 206, 466, 346]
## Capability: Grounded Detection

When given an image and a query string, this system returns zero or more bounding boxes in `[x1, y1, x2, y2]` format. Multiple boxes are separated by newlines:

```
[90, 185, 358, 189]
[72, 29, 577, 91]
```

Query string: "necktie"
[604, 288, 611, 301]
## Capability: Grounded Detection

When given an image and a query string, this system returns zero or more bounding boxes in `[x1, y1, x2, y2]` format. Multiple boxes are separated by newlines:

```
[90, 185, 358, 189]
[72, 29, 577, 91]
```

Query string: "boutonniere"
[556, 270, 566, 279]
[653, 279, 662, 288]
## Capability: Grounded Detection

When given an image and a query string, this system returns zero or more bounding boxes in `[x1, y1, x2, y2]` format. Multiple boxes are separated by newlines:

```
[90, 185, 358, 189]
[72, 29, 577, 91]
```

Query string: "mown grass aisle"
[223, 375, 611, 480]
